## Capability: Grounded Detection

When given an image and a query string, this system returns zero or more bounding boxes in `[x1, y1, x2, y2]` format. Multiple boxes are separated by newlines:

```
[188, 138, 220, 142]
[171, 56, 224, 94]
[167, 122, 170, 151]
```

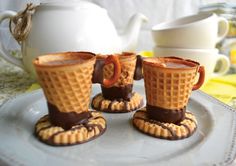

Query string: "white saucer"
[0, 81, 235, 166]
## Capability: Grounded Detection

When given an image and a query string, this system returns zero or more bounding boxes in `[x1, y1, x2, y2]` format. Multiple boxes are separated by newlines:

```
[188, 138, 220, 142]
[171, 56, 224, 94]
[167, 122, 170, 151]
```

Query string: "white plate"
[0, 81, 236, 166]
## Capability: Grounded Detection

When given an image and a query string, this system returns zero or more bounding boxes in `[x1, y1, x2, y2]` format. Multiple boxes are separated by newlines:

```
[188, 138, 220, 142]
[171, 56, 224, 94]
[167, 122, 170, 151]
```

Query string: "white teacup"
[152, 13, 229, 49]
[153, 46, 230, 82]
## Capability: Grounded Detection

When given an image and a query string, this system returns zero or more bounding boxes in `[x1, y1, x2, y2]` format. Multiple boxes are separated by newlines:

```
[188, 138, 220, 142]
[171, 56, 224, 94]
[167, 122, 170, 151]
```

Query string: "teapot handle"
[0, 10, 24, 69]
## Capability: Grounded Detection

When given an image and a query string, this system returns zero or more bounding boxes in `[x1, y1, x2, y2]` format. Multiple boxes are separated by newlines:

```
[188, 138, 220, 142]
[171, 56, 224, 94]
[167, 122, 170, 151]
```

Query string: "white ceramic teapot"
[0, 1, 147, 78]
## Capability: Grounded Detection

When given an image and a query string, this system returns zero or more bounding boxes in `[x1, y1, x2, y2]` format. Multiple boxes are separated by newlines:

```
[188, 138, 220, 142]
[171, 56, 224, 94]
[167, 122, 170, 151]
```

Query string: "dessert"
[133, 57, 205, 140]
[33, 51, 120, 146]
[35, 111, 106, 146]
[133, 108, 197, 140]
[92, 92, 143, 113]
[92, 52, 144, 113]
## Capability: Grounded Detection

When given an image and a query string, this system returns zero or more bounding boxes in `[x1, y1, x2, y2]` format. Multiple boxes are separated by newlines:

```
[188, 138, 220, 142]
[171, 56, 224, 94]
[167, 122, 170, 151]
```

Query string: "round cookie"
[91, 92, 143, 113]
[132, 108, 197, 140]
[35, 111, 106, 146]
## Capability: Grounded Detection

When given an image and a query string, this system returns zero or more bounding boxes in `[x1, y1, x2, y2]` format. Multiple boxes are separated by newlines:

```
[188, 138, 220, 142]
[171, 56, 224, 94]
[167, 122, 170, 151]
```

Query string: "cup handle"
[216, 17, 229, 43]
[134, 55, 144, 80]
[102, 55, 121, 88]
[0, 10, 24, 69]
[192, 66, 205, 91]
[212, 54, 230, 77]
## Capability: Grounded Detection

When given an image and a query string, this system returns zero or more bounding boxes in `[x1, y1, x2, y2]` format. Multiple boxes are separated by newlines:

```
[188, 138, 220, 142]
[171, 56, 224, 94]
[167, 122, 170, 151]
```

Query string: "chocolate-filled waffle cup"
[92, 52, 144, 113]
[103, 52, 137, 87]
[132, 107, 197, 140]
[33, 52, 121, 146]
[143, 57, 205, 110]
[34, 52, 96, 114]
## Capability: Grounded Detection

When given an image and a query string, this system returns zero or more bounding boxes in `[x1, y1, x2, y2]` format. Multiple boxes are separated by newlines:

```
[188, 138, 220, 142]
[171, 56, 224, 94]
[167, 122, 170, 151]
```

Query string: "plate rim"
[193, 90, 236, 166]
[0, 88, 236, 166]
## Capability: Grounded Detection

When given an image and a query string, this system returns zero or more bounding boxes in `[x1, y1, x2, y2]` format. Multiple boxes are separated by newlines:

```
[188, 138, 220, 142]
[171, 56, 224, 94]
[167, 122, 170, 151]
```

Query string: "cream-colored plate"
[0, 81, 235, 166]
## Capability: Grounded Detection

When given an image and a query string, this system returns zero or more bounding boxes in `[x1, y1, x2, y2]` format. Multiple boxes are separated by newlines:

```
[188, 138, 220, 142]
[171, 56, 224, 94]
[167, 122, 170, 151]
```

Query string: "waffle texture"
[133, 108, 197, 140]
[34, 52, 96, 113]
[143, 57, 199, 110]
[103, 52, 137, 87]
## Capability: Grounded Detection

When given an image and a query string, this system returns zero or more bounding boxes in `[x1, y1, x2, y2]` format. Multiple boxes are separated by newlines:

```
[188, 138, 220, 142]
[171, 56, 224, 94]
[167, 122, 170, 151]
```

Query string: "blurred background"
[1, 0, 236, 107]
[1, 0, 236, 52]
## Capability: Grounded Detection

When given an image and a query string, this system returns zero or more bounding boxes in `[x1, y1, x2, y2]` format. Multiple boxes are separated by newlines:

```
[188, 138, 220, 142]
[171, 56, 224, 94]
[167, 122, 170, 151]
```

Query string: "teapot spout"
[120, 13, 148, 52]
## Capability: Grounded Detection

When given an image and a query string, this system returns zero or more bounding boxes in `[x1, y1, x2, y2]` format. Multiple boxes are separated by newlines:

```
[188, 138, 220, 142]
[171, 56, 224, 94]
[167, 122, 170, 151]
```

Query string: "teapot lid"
[39, 0, 105, 11]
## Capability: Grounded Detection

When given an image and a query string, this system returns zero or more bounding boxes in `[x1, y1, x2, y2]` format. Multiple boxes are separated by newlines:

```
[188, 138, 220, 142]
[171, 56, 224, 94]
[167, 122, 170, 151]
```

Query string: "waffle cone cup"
[34, 52, 96, 114]
[143, 57, 200, 110]
[103, 52, 137, 87]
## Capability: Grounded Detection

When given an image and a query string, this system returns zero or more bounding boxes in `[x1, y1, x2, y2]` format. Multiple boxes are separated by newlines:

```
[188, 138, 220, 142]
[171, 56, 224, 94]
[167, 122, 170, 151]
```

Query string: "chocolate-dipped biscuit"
[92, 52, 144, 113]
[132, 107, 197, 140]
[92, 92, 143, 113]
[35, 111, 106, 146]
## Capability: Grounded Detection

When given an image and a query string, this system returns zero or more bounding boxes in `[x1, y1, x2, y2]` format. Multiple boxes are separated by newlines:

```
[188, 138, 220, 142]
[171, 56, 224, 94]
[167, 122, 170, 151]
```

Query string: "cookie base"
[91, 92, 143, 113]
[132, 107, 197, 140]
[35, 111, 106, 146]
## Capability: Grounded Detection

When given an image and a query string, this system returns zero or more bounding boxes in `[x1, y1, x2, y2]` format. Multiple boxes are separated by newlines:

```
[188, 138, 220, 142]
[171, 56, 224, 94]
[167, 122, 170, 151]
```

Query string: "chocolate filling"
[101, 84, 133, 100]
[47, 102, 92, 130]
[146, 104, 186, 124]
[134, 55, 143, 80]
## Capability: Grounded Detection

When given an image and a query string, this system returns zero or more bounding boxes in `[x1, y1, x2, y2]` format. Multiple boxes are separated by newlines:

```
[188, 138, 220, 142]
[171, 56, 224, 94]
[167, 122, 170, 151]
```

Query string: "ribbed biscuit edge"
[92, 92, 143, 113]
[35, 111, 106, 146]
[132, 108, 197, 140]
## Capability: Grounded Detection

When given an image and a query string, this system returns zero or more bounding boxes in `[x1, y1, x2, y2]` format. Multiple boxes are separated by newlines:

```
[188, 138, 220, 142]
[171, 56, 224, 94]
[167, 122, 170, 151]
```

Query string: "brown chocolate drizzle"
[135, 116, 178, 139]
[47, 117, 105, 146]
[92, 58, 105, 84]
[108, 100, 116, 110]
[37, 118, 48, 124]
[133, 110, 197, 140]
[180, 123, 191, 134]
[35, 112, 106, 146]
[47, 102, 92, 130]
[124, 101, 129, 111]
[37, 125, 52, 133]
[146, 104, 186, 124]
[92, 93, 143, 113]
[101, 84, 133, 101]
[185, 117, 197, 126]
[133, 55, 143, 80]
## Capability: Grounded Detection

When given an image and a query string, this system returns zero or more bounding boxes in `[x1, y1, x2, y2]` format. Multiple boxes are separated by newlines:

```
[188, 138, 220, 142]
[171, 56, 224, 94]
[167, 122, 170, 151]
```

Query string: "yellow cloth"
[138, 51, 153, 57]
[26, 83, 41, 92]
[201, 74, 236, 104]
